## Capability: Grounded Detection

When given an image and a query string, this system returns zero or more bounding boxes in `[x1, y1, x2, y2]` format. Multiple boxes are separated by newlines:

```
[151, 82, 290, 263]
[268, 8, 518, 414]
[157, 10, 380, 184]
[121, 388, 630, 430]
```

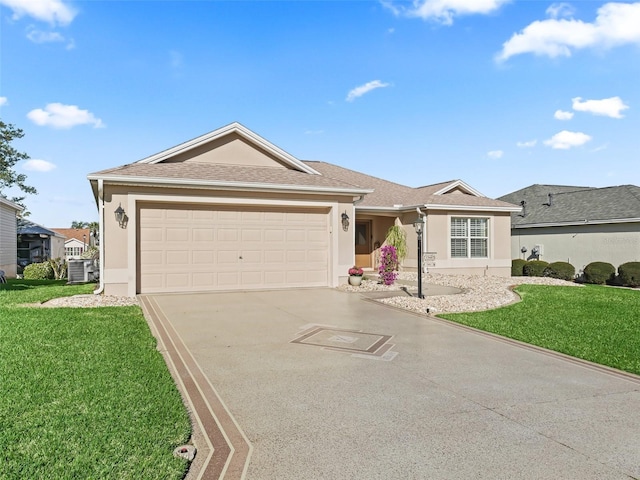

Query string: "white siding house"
[0, 197, 23, 278]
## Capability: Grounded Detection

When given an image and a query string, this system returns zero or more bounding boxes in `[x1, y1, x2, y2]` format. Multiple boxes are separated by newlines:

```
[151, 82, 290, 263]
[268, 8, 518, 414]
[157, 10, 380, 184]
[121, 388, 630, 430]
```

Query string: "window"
[65, 246, 84, 257]
[451, 217, 488, 258]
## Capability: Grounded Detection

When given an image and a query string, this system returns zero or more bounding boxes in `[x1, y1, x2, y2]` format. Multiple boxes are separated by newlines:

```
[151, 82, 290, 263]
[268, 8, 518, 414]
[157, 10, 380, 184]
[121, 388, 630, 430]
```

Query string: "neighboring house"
[88, 122, 520, 297]
[51, 228, 93, 260]
[17, 219, 66, 270]
[0, 197, 23, 278]
[499, 184, 640, 272]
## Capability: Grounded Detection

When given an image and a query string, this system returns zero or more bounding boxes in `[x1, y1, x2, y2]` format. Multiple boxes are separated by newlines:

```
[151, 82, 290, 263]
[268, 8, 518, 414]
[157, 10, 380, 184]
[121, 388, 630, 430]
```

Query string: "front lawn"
[439, 284, 640, 375]
[0, 280, 191, 479]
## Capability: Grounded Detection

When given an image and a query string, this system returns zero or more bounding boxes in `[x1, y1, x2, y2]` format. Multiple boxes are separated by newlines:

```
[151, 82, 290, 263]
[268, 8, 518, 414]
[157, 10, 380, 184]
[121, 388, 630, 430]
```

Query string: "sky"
[1, 0, 639, 228]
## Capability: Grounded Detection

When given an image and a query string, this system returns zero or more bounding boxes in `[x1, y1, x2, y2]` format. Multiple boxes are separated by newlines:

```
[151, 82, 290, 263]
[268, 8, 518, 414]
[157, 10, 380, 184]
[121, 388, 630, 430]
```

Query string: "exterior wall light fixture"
[114, 204, 127, 228]
[341, 211, 350, 231]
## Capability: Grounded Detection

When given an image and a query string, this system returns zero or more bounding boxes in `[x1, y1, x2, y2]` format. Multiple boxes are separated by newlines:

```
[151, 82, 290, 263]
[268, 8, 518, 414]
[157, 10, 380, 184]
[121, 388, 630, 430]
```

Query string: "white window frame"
[450, 217, 489, 259]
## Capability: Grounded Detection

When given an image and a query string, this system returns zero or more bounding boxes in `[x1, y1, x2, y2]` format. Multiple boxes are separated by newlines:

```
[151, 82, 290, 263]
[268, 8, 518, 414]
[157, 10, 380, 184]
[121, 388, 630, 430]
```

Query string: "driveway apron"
[141, 289, 640, 480]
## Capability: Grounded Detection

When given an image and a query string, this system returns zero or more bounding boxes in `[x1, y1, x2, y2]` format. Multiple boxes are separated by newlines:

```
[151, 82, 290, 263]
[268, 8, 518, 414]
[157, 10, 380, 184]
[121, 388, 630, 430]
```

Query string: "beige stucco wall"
[164, 133, 288, 168]
[101, 184, 356, 296]
[398, 210, 512, 277]
[511, 222, 640, 273]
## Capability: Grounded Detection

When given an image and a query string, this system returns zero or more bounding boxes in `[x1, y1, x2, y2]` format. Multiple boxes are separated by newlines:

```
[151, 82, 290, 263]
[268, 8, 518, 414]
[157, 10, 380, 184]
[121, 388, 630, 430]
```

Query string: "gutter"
[86, 174, 373, 196]
[93, 178, 105, 295]
[513, 217, 640, 229]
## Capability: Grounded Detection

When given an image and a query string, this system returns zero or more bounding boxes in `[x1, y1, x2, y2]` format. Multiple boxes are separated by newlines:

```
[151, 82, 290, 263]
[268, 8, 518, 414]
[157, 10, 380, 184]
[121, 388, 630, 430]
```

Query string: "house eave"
[513, 217, 640, 229]
[356, 203, 521, 214]
[87, 174, 373, 197]
[0, 196, 24, 212]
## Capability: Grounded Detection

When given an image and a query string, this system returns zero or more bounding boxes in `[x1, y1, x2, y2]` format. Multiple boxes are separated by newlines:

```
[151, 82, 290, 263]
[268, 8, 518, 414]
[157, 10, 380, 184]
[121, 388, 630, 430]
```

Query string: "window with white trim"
[65, 246, 84, 257]
[451, 217, 488, 258]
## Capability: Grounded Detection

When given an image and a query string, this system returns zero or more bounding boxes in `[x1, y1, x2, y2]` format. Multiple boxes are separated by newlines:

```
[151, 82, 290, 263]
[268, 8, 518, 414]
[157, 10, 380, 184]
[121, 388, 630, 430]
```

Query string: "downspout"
[354, 194, 365, 206]
[93, 178, 105, 294]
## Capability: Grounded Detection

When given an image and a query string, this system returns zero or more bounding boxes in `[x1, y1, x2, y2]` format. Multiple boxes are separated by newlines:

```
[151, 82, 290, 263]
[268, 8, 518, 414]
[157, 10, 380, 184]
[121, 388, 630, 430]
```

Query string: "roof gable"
[51, 228, 91, 242]
[135, 122, 320, 175]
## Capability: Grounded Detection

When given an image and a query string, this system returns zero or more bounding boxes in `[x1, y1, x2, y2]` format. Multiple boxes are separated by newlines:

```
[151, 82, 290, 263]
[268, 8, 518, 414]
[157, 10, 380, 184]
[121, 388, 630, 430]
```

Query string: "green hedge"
[618, 262, 640, 288]
[511, 259, 527, 276]
[583, 262, 615, 285]
[523, 260, 549, 277]
[543, 261, 576, 281]
[23, 262, 54, 280]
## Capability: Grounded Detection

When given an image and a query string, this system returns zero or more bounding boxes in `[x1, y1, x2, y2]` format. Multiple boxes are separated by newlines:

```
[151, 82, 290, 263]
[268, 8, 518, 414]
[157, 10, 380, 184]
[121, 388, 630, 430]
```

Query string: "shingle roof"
[304, 161, 519, 211]
[17, 219, 64, 237]
[498, 184, 640, 226]
[89, 162, 370, 193]
[51, 228, 91, 242]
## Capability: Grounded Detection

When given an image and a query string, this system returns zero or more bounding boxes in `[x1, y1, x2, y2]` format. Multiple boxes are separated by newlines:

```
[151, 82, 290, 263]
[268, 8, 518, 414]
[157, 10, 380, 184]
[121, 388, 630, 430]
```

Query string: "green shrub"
[23, 262, 54, 280]
[511, 259, 527, 276]
[618, 262, 640, 287]
[523, 260, 549, 277]
[543, 261, 575, 281]
[583, 261, 616, 285]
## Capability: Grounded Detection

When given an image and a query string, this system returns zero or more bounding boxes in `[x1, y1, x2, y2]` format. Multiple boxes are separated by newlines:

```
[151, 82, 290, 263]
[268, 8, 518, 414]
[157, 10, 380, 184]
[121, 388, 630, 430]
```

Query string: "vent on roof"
[520, 200, 526, 217]
[545, 193, 553, 206]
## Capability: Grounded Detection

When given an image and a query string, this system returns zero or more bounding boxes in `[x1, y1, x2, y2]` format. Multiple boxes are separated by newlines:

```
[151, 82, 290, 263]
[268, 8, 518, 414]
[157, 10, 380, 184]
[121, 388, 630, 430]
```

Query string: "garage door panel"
[193, 228, 214, 241]
[139, 205, 329, 293]
[218, 229, 238, 241]
[166, 251, 188, 264]
[217, 250, 239, 263]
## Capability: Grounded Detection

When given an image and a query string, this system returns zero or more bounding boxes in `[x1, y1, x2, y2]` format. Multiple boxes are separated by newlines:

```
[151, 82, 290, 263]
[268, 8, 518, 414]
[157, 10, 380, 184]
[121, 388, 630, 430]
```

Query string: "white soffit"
[135, 122, 321, 175]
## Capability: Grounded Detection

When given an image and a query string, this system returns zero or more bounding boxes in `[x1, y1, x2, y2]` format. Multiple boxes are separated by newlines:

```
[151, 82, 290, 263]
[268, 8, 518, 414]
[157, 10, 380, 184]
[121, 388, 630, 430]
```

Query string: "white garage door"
[138, 204, 330, 293]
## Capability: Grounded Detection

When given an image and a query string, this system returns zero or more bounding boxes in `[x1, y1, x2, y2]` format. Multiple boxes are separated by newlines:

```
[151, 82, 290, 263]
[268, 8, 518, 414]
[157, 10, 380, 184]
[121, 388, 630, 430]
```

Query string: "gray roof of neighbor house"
[304, 161, 520, 211]
[17, 219, 65, 237]
[498, 184, 640, 227]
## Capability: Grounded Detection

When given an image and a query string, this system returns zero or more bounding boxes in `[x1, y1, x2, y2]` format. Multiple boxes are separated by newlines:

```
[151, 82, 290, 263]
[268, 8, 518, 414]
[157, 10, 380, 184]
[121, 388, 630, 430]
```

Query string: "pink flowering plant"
[378, 245, 398, 285]
[348, 266, 364, 277]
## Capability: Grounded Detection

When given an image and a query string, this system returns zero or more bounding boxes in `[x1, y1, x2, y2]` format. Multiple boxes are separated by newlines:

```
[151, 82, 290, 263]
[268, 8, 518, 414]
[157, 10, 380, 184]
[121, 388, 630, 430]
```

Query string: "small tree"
[0, 121, 37, 211]
[384, 225, 407, 265]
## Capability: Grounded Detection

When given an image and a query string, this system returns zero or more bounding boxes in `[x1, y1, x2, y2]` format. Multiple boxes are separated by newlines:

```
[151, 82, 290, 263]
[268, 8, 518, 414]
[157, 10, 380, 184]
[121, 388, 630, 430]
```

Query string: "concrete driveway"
[140, 289, 640, 480]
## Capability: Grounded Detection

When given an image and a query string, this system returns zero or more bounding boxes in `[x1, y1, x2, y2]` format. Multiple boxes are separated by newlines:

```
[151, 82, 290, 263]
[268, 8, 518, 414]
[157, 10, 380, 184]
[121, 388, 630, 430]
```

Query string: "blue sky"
[1, 0, 639, 227]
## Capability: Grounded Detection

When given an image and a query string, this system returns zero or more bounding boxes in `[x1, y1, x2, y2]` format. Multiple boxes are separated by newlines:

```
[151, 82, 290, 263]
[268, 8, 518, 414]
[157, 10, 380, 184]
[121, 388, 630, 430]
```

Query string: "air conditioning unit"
[68, 259, 96, 284]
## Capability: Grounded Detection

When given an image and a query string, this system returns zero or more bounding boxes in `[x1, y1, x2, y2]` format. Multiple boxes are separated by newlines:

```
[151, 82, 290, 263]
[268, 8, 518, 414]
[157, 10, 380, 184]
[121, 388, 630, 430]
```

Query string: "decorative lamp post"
[413, 218, 425, 299]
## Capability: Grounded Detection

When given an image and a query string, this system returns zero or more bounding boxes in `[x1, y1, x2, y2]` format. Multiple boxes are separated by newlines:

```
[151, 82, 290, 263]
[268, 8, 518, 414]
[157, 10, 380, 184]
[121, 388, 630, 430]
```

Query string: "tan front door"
[354, 220, 372, 268]
[138, 204, 330, 293]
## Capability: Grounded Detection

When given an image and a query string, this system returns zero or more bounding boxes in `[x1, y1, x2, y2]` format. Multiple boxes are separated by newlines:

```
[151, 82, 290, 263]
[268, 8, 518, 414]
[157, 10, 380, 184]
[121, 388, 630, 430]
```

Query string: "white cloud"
[544, 130, 592, 149]
[26, 26, 62, 42]
[572, 96, 629, 118]
[546, 3, 575, 19]
[554, 109, 574, 120]
[346, 80, 390, 102]
[0, 96, 7, 106]
[23, 159, 57, 172]
[0, 0, 76, 25]
[487, 150, 504, 159]
[27, 103, 104, 129]
[496, 2, 640, 62]
[25, 26, 75, 48]
[516, 139, 537, 148]
[384, 0, 510, 25]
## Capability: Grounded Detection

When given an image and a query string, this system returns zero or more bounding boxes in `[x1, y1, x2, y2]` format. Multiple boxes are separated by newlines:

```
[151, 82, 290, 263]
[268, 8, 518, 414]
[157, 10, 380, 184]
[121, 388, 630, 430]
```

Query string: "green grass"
[439, 284, 640, 375]
[0, 280, 191, 479]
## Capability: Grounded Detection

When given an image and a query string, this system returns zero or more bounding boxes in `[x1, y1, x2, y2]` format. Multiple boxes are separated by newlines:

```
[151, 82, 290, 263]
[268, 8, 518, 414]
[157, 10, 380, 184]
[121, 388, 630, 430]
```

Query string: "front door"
[354, 220, 372, 268]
